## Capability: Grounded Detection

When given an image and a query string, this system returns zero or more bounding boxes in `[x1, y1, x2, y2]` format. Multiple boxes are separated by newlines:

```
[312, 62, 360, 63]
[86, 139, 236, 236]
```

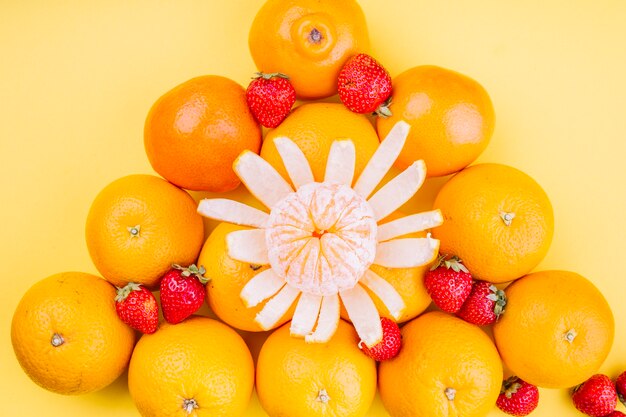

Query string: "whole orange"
[379, 311, 502, 417]
[493, 270, 614, 389]
[144, 75, 261, 192]
[249, 0, 370, 99]
[261, 103, 380, 184]
[128, 316, 254, 417]
[11, 272, 135, 395]
[85, 174, 204, 289]
[256, 320, 377, 417]
[432, 163, 554, 283]
[198, 222, 295, 332]
[377, 65, 495, 177]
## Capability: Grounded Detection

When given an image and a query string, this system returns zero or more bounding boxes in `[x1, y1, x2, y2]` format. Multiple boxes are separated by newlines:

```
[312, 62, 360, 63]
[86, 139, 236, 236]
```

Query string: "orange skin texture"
[11, 272, 136, 395]
[379, 311, 503, 417]
[377, 65, 495, 177]
[144, 75, 261, 192]
[128, 316, 254, 417]
[249, 0, 370, 99]
[85, 174, 205, 289]
[493, 270, 614, 389]
[256, 320, 377, 417]
[432, 163, 554, 284]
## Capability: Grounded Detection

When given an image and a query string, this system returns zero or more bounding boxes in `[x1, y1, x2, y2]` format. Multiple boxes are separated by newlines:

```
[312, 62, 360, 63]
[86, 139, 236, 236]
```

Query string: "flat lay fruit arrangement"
[4, 1, 626, 417]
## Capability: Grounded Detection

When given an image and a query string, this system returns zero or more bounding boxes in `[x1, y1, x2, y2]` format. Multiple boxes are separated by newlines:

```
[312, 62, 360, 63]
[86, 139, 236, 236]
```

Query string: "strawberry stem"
[374, 97, 393, 118]
[253, 72, 290, 80]
[172, 264, 210, 284]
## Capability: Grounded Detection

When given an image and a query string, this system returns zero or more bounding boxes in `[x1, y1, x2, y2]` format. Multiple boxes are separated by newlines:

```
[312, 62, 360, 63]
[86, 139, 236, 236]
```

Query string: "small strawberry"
[424, 255, 473, 313]
[496, 376, 539, 416]
[571, 374, 618, 417]
[456, 280, 506, 325]
[358, 317, 401, 361]
[245, 72, 296, 128]
[616, 370, 626, 407]
[115, 282, 159, 334]
[337, 53, 392, 116]
[160, 264, 210, 324]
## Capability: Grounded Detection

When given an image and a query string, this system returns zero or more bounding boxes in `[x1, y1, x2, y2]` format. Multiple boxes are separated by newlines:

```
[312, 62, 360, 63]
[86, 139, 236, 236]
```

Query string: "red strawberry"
[616, 371, 626, 407]
[456, 280, 506, 325]
[424, 255, 473, 313]
[358, 317, 401, 361]
[245, 72, 296, 128]
[571, 374, 618, 417]
[115, 282, 158, 334]
[496, 376, 539, 416]
[337, 53, 392, 116]
[160, 264, 209, 324]
[605, 412, 626, 417]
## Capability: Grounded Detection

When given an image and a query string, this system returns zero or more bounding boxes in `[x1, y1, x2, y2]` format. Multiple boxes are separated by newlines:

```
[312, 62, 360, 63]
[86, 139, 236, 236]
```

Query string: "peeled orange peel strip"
[198, 121, 442, 344]
[360, 270, 405, 320]
[197, 198, 269, 228]
[377, 209, 444, 242]
[226, 229, 270, 265]
[367, 160, 426, 221]
[305, 294, 340, 344]
[233, 150, 294, 208]
[324, 139, 356, 186]
[353, 120, 410, 199]
[340, 284, 383, 346]
[255, 283, 300, 330]
[240, 269, 285, 308]
[290, 292, 323, 336]
[374, 236, 440, 268]
[273, 136, 315, 189]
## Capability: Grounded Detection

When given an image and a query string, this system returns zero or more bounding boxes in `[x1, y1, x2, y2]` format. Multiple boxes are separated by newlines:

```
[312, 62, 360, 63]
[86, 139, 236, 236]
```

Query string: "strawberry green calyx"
[501, 376, 522, 398]
[172, 264, 210, 284]
[253, 72, 290, 81]
[115, 282, 143, 302]
[487, 285, 507, 318]
[430, 254, 469, 273]
[375, 97, 393, 118]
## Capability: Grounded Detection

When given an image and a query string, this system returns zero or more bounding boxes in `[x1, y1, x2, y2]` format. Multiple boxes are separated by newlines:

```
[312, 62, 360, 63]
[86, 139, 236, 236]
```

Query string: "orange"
[249, 0, 370, 99]
[379, 311, 502, 417]
[197, 222, 295, 332]
[377, 65, 495, 177]
[144, 75, 261, 192]
[261, 103, 380, 183]
[11, 272, 135, 395]
[128, 316, 254, 417]
[85, 174, 204, 289]
[432, 163, 554, 283]
[493, 270, 614, 389]
[256, 320, 376, 417]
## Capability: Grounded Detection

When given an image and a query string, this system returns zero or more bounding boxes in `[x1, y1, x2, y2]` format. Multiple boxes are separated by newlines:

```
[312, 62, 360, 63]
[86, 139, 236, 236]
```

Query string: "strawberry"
[424, 255, 473, 313]
[616, 370, 626, 407]
[337, 53, 392, 116]
[456, 280, 506, 325]
[606, 412, 626, 417]
[245, 72, 296, 128]
[160, 264, 209, 324]
[571, 374, 618, 417]
[358, 317, 401, 361]
[496, 376, 539, 416]
[115, 282, 159, 334]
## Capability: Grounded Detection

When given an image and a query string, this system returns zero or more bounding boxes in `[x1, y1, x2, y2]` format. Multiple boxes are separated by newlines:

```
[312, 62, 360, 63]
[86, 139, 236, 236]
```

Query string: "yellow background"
[1, 1, 625, 416]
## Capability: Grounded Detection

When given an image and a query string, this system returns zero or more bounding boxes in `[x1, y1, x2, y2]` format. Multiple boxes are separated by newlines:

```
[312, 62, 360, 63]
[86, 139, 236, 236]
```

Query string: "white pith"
[197, 120, 443, 346]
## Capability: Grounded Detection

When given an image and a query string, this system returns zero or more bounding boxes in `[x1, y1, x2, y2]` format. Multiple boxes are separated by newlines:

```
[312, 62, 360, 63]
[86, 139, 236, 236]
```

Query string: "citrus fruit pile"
[10, 1, 622, 417]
